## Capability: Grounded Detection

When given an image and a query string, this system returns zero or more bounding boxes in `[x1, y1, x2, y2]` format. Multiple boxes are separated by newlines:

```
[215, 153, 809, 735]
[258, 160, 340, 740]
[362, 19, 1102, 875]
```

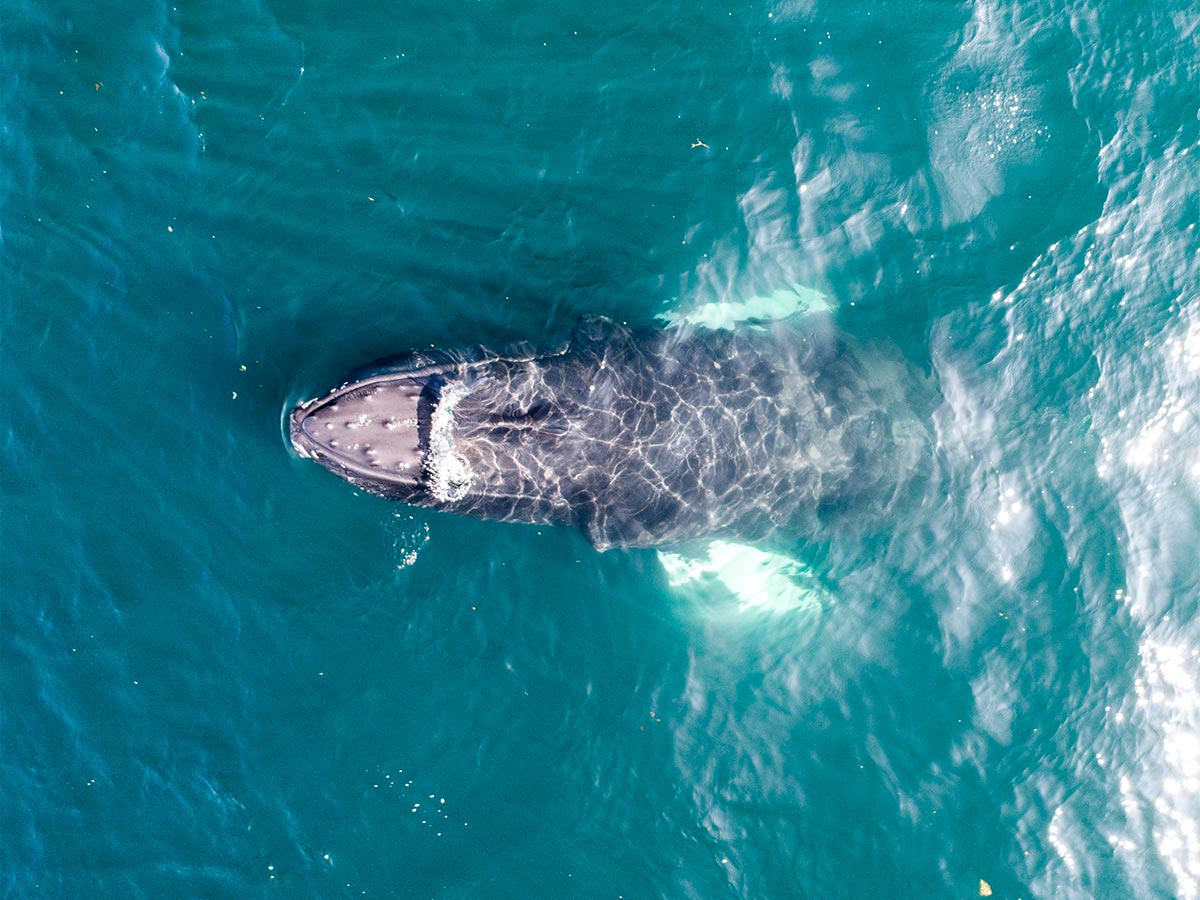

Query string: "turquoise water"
[3, 0, 1199, 897]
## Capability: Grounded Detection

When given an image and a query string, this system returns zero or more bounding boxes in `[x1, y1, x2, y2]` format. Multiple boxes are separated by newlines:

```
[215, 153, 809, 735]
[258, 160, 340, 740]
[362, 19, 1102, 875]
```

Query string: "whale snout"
[290, 372, 442, 496]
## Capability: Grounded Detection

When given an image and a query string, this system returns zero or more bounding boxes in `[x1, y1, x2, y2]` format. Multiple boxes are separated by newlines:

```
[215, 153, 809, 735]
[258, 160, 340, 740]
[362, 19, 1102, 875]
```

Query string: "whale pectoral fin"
[656, 284, 834, 331]
[657, 541, 828, 615]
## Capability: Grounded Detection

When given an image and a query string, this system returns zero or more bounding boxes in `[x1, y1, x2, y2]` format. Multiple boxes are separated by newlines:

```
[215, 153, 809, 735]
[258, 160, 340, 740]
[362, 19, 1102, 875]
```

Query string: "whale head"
[290, 344, 585, 528]
[289, 366, 436, 501]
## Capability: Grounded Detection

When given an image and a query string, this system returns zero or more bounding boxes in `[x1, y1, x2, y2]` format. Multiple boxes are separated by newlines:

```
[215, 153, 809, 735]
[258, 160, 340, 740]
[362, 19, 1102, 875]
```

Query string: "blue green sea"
[3, 0, 1199, 897]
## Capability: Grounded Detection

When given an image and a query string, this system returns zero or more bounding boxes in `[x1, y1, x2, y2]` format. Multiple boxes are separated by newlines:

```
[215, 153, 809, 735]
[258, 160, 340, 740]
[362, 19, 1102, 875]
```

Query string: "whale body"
[289, 316, 928, 550]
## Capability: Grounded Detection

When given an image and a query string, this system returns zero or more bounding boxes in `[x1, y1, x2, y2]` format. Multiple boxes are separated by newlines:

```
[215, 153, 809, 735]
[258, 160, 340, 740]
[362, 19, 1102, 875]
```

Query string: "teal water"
[3, 0, 1199, 897]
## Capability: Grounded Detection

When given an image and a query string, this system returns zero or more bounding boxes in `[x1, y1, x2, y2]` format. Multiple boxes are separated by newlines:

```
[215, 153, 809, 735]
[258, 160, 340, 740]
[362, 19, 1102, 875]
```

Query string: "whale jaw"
[289, 372, 441, 500]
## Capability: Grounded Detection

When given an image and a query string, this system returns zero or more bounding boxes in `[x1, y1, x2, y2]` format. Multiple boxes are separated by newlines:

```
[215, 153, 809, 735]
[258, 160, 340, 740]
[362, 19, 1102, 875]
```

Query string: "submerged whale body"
[289, 316, 928, 550]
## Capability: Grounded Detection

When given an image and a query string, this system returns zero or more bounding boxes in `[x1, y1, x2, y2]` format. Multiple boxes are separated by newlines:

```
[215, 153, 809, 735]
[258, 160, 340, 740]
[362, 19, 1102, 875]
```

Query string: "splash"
[426, 381, 474, 502]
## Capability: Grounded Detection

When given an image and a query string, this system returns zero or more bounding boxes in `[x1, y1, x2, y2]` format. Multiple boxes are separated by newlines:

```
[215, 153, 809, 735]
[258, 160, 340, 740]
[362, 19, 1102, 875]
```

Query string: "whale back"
[434, 317, 929, 549]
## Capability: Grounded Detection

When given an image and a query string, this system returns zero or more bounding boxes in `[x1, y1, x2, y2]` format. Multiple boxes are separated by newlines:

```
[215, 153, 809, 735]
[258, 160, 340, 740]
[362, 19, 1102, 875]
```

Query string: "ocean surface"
[3, 0, 1198, 897]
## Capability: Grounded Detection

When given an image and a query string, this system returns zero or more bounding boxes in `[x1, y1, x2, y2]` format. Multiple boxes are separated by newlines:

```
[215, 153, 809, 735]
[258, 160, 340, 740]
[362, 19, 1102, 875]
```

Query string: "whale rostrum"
[289, 316, 929, 550]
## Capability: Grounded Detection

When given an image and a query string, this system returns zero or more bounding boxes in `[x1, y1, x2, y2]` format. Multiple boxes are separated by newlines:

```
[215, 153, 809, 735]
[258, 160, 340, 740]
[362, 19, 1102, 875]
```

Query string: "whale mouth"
[289, 371, 445, 492]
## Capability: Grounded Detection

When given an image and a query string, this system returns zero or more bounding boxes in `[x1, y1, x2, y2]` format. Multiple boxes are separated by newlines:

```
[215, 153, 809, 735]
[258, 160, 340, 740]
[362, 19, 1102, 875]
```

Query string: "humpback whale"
[289, 316, 928, 550]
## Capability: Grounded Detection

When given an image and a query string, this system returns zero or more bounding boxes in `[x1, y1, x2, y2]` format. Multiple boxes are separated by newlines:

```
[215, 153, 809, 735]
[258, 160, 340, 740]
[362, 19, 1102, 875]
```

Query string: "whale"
[289, 315, 929, 550]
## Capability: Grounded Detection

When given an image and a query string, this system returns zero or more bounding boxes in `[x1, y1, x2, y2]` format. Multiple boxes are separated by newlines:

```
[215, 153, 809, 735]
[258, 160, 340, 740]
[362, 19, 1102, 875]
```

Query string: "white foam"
[426, 381, 474, 501]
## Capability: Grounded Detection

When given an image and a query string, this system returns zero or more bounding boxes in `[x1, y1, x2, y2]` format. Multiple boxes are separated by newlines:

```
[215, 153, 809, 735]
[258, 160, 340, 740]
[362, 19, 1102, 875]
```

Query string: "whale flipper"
[658, 541, 829, 615]
[657, 284, 833, 331]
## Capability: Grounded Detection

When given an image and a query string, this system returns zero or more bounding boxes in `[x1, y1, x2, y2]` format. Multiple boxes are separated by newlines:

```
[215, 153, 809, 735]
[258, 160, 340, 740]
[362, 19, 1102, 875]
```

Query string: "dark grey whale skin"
[290, 316, 930, 550]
